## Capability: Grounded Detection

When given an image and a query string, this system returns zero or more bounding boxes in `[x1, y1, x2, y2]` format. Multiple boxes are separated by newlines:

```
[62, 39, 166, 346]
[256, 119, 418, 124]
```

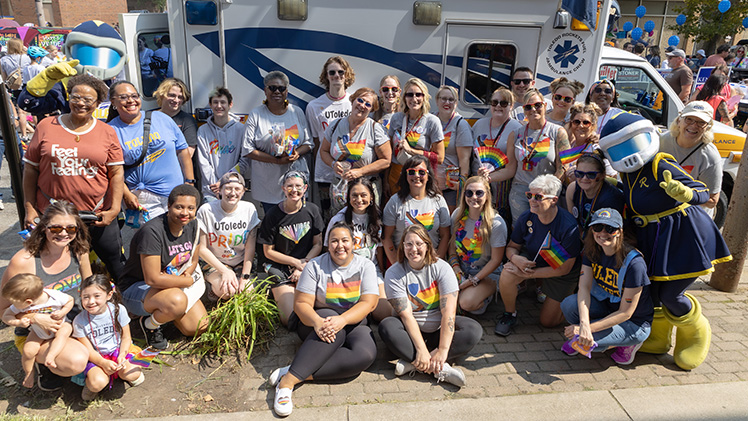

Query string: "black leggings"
[88, 220, 125, 283]
[378, 315, 483, 362]
[288, 308, 377, 382]
[650, 277, 696, 317]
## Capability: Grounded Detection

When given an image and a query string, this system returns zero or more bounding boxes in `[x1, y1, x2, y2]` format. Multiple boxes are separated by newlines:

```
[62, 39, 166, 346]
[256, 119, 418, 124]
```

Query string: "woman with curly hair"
[547, 77, 585, 126]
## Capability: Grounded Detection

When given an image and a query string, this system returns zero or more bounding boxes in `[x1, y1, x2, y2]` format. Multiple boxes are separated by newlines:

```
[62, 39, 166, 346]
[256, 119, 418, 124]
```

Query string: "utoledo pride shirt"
[197, 200, 261, 267]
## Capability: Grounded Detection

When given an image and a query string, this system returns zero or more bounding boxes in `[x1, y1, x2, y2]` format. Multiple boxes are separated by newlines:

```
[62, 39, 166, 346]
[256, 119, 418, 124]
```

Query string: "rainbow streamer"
[537, 232, 571, 269]
[127, 346, 160, 368]
[528, 137, 551, 163]
[559, 144, 587, 165]
[325, 277, 362, 309]
[279, 221, 311, 244]
[474, 146, 508, 171]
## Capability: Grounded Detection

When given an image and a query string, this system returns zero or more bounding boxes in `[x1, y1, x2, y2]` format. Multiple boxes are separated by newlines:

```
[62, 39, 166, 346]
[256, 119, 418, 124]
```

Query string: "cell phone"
[78, 211, 102, 225]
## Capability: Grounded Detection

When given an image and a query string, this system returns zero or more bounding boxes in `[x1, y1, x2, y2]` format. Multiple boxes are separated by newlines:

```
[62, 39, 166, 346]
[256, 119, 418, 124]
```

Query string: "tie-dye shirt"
[383, 194, 451, 249]
[384, 259, 458, 333]
[296, 254, 379, 312]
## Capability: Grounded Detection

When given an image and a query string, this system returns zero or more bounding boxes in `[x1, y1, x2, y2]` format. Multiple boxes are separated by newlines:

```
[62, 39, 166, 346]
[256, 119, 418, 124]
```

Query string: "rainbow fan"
[474, 146, 508, 171]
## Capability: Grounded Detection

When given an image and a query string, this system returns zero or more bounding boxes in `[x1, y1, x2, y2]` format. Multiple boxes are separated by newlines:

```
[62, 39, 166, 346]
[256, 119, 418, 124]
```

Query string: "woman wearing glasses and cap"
[585, 80, 623, 135]
[560, 208, 653, 365]
[547, 78, 585, 126]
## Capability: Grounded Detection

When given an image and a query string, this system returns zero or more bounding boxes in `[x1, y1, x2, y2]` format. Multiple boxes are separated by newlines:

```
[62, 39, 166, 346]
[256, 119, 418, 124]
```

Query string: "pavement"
[0, 153, 747, 420]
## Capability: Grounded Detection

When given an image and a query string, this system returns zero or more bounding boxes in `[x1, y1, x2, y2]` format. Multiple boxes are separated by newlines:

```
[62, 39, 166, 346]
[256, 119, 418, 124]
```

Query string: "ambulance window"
[598, 65, 666, 126]
[136, 31, 172, 98]
[462, 43, 517, 105]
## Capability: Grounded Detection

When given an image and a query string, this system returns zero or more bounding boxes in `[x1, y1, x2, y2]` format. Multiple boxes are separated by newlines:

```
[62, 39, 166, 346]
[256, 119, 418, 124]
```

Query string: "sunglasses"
[327, 69, 345, 76]
[404, 92, 425, 98]
[593, 87, 613, 95]
[491, 99, 510, 108]
[355, 97, 372, 109]
[267, 85, 287, 93]
[525, 192, 556, 201]
[553, 94, 574, 104]
[465, 189, 485, 198]
[47, 225, 78, 235]
[406, 168, 428, 177]
[523, 102, 544, 112]
[591, 224, 618, 234]
[381, 86, 400, 93]
[512, 78, 532, 85]
[572, 119, 593, 127]
[574, 170, 600, 180]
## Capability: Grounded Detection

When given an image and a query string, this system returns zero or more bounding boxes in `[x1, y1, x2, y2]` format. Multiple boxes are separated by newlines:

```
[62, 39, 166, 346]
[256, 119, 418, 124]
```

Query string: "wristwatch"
[184, 179, 196, 184]
[242, 273, 252, 280]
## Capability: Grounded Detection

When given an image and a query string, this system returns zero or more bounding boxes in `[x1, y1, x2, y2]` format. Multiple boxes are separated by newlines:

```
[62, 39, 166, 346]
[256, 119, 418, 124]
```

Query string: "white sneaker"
[0, 199, 4, 210]
[269, 365, 290, 386]
[434, 362, 466, 387]
[273, 386, 293, 417]
[394, 359, 415, 376]
[128, 372, 145, 387]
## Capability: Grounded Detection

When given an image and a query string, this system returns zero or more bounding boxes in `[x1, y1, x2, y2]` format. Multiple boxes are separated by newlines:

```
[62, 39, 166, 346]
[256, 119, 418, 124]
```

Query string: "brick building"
[1, 0, 127, 27]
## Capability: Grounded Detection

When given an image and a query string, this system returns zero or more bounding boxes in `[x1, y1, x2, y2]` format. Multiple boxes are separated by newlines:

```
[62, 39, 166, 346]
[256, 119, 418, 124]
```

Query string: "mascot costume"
[598, 111, 731, 370]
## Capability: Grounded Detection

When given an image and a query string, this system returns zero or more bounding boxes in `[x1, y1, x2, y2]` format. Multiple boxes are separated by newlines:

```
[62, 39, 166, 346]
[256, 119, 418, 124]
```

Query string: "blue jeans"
[561, 294, 651, 350]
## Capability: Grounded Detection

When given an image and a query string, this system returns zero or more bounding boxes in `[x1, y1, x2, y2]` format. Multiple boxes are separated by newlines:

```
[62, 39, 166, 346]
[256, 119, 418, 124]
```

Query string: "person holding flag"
[495, 175, 582, 336]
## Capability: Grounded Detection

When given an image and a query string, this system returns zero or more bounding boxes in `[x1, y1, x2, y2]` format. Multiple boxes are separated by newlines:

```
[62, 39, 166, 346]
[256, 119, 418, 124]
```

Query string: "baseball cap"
[666, 49, 686, 58]
[589, 208, 623, 229]
[680, 101, 714, 123]
[219, 172, 245, 188]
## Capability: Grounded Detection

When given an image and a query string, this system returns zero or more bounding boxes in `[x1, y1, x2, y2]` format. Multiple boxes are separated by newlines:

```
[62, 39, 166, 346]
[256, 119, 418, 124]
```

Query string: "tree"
[668, 0, 748, 54]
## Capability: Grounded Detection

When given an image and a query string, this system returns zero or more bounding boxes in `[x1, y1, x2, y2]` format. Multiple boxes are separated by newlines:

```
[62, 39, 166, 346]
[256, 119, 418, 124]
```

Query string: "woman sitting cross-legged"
[560, 208, 653, 365]
[379, 224, 483, 388]
[269, 222, 379, 417]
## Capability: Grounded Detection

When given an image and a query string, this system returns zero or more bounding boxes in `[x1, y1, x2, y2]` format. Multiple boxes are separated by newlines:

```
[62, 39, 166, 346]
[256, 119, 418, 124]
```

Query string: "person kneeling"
[269, 222, 379, 417]
[560, 209, 652, 365]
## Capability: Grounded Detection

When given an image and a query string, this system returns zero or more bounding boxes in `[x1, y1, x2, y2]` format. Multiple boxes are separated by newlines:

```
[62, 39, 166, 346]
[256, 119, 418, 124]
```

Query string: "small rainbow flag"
[127, 346, 160, 368]
[528, 137, 551, 163]
[559, 144, 587, 165]
[537, 232, 572, 269]
[475, 146, 508, 171]
[326, 277, 361, 309]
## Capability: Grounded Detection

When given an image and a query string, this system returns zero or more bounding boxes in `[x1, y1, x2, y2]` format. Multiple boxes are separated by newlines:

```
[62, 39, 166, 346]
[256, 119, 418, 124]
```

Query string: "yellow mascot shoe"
[640, 307, 673, 354]
[664, 293, 711, 370]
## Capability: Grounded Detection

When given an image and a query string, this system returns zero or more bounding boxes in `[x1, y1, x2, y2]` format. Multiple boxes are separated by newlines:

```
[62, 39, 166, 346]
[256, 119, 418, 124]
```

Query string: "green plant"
[189, 278, 279, 360]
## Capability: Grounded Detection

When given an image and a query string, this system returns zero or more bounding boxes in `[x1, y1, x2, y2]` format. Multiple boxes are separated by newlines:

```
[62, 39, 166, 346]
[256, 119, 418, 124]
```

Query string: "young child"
[1, 273, 74, 388]
[72, 275, 144, 401]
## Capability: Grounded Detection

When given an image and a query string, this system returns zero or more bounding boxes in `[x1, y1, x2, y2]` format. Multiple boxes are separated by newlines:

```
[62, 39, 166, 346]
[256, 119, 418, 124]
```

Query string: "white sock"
[144, 316, 163, 330]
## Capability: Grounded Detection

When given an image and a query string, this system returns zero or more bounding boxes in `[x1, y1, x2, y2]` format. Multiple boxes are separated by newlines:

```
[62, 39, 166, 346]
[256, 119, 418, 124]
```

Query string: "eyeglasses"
[438, 96, 456, 103]
[525, 192, 556, 201]
[285, 185, 305, 191]
[523, 102, 544, 112]
[404, 92, 425, 99]
[116, 93, 140, 102]
[355, 97, 372, 109]
[47, 225, 78, 235]
[593, 87, 613, 95]
[381, 86, 400, 93]
[267, 85, 287, 93]
[572, 119, 593, 127]
[406, 168, 427, 177]
[327, 69, 345, 77]
[512, 78, 532, 85]
[490, 99, 510, 108]
[553, 94, 574, 104]
[574, 170, 600, 180]
[404, 241, 427, 250]
[465, 189, 485, 198]
[69, 94, 96, 106]
[166, 92, 184, 100]
[683, 116, 708, 129]
[591, 224, 618, 234]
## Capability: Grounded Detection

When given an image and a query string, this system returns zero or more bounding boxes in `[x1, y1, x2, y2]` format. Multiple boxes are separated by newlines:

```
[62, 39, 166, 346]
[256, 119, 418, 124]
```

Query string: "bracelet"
[448, 255, 460, 267]
[468, 275, 480, 287]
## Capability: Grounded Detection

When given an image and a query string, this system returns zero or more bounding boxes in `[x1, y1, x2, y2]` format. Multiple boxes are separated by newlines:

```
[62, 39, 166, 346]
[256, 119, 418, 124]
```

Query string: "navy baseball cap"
[590, 208, 623, 229]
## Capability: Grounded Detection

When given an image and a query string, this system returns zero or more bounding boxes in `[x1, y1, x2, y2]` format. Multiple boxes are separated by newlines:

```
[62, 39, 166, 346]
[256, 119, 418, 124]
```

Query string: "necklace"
[327, 91, 346, 101]
[63, 114, 92, 142]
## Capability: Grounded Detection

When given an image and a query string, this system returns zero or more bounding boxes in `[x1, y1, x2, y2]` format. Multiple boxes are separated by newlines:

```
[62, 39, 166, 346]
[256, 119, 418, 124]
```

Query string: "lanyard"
[522, 121, 547, 156]
[597, 109, 614, 134]
[87, 303, 118, 356]
[578, 184, 601, 229]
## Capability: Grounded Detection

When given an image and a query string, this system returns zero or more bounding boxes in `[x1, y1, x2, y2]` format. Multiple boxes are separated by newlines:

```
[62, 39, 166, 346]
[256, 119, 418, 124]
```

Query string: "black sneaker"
[494, 312, 517, 336]
[138, 316, 168, 350]
[35, 362, 63, 392]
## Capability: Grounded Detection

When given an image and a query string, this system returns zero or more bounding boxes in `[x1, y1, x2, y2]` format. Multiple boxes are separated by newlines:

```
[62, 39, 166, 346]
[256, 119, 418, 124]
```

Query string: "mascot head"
[63, 20, 126, 80]
[599, 112, 659, 173]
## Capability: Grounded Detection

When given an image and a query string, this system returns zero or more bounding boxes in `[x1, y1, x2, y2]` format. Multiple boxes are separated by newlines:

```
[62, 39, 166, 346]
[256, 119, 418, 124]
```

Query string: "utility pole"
[35, 0, 45, 26]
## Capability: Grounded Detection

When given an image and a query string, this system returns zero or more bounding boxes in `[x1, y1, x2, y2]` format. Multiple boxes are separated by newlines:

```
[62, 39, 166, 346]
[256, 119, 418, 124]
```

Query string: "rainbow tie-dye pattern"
[406, 209, 435, 231]
[325, 275, 362, 310]
[407, 279, 440, 311]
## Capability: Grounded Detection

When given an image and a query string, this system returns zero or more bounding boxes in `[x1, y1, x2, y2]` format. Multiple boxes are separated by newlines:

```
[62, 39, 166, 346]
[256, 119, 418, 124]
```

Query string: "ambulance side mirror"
[554, 10, 570, 29]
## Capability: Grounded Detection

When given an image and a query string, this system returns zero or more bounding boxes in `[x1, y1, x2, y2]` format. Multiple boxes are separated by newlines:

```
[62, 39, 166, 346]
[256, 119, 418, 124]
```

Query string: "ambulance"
[120, 0, 744, 226]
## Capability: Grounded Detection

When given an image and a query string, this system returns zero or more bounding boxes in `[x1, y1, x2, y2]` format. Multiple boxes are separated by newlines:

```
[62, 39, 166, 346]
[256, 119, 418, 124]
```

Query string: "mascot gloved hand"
[659, 170, 693, 203]
[26, 59, 80, 97]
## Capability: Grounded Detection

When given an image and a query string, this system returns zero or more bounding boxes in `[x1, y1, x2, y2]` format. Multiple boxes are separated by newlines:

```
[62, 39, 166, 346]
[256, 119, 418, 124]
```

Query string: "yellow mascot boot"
[639, 307, 673, 354]
[663, 294, 711, 370]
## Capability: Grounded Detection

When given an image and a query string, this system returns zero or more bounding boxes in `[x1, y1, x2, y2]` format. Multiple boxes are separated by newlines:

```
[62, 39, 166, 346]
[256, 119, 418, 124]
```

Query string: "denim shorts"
[122, 277, 206, 317]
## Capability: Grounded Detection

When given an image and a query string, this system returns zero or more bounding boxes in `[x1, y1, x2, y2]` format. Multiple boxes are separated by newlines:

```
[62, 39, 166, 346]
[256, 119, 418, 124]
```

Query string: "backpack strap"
[616, 249, 642, 297]
[124, 110, 153, 170]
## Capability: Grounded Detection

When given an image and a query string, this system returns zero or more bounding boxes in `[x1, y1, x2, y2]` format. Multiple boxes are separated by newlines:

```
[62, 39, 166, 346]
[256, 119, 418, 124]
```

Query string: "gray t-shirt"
[513, 121, 563, 187]
[296, 254, 379, 312]
[449, 210, 508, 269]
[659, 131, 722, 194]
[72, 303, 131, 355]
[387, 112, 444, 163]
[436, 113, 473, 190]
[324, 209, 380, 263]
[384, 259, 458, 332]
[325, 117, 389, 170]
[471, 117, 523, 153]
[383, 194, 451, 248]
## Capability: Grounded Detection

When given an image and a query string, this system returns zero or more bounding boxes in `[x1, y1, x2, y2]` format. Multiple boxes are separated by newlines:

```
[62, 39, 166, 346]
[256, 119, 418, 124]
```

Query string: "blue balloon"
[743, 16, 748, 28]
[644, 20, 655, 32]
[631, 27, 643, 40]
[623, 21, 633, 32]
[718, 0, 731, 13]
[676, 14, 686, 26]
[635, 5, 646, 18]
[668, 35, 680, 47]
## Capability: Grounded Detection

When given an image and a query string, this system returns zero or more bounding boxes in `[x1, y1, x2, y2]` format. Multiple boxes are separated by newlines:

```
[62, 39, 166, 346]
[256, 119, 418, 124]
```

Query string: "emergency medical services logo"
[546, 33, 587, 76]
